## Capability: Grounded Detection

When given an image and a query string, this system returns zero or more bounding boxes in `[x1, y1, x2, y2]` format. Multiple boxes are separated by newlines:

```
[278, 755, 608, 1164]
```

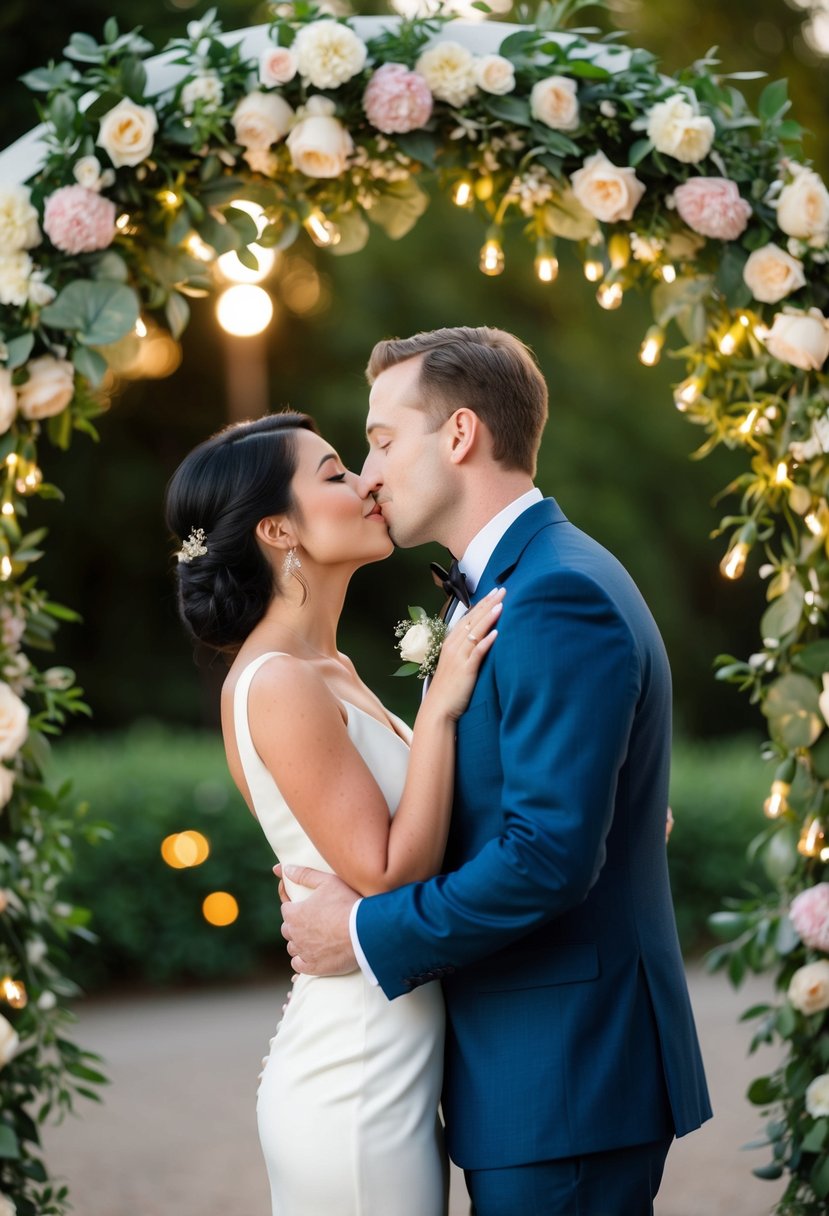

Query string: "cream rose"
[17, 356, 75, 421]
[292, 21, 367, 89]
[259, 46, 298, 88]
[788, 960, 829, 1014]
[0, 186, 40, 253]
[232, 91, 294, 150]
[97, 98, 158, 168]
[399, 622, 432, 665]
[0, 1192, 15, 1216]
[776, 165, 829, 242]
[646, 93, 715, 164]
[0, 252, 33, 308]
[806, 1073, 829, 1118]
[570, 152, 646, 223]
[0, 370, 17, 435]
[73, 155, 104, 190]
[287, 97, 353, 179]
[475, 54, 516, 96]
[0, 765, 14, 810]
[415, 41, 477, 108]
[764, 307, 829, 371]
[0, 682, 28, 761]
[530, 76, 580, 131]
[0, 1014, 18, 1069]
[743, 243, 806, 304]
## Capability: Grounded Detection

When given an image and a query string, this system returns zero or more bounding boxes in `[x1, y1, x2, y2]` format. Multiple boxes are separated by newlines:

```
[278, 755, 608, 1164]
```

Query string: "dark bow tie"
[430, 559, 471, 609]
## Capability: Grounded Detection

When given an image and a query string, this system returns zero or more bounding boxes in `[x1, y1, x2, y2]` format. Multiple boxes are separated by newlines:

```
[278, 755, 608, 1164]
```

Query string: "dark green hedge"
[51, 725, 770, 990]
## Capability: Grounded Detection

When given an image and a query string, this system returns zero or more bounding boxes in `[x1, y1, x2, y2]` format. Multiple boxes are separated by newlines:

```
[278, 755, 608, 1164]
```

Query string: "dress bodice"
[233, 651, 413, 901]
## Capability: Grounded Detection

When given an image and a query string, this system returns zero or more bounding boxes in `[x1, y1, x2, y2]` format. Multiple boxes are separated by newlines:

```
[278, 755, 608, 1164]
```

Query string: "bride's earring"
[282, 547, 302, 578]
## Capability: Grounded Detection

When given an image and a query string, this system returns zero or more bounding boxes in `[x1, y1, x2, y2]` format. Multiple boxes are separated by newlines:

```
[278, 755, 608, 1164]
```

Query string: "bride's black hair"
[164, 412, 318, 654]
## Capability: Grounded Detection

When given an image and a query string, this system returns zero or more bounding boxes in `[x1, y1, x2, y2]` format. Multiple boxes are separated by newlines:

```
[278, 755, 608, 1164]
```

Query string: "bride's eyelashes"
[326, 473, 347, 483]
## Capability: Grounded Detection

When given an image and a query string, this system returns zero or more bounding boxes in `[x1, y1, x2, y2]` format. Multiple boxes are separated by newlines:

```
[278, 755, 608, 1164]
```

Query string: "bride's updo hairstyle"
[165, 412, 318, 653]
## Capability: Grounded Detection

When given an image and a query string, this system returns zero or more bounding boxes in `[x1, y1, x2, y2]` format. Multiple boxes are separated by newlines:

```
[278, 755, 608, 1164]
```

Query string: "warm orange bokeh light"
[202, 891, 239, 926]
[160, 830, 210, 869]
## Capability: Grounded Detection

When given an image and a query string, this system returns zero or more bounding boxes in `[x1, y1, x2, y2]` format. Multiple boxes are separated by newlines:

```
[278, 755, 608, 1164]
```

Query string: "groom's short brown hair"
[365, 326, 549, 476]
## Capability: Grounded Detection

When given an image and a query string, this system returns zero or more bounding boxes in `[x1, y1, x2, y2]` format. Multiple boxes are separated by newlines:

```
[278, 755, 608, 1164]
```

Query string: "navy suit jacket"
[357, 499, 711, 1169]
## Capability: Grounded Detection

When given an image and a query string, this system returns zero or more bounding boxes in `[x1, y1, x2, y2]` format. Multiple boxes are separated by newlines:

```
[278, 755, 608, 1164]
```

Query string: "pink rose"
[43, 185, 117, 254]
[790, 883, 829, 953]
[672, 177, 752, 241]
[363, 63, 433, 135]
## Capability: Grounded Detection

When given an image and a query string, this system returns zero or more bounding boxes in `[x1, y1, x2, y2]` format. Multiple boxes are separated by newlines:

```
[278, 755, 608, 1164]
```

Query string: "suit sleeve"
[356, 568, 641, 999]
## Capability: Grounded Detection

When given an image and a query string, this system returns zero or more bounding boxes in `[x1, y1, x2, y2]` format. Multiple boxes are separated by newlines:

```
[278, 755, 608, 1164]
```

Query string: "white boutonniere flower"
[394, 607, 447, 679]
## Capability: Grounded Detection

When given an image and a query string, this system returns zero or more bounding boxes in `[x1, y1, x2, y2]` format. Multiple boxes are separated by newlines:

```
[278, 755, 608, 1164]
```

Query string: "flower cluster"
[394, 608, 448, 680]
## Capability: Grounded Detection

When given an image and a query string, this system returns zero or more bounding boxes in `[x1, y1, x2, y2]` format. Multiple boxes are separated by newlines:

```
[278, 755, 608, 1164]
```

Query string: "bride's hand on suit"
[423, 588, 504, 723]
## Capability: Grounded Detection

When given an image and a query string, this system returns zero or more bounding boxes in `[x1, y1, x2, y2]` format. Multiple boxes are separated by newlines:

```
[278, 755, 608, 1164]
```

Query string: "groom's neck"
[442, 471, 536, 557]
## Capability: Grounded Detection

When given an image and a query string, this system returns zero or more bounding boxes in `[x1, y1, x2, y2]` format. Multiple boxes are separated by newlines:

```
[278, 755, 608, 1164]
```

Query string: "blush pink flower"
[790, 883, 829, 954]
[672, 177, 752, 241]
[363, 63, 433, 135]
[43, 185, 117, 254]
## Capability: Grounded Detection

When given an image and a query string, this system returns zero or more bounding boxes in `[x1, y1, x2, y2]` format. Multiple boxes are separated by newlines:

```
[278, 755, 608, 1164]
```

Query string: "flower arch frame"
[1, 3, 829, 1211]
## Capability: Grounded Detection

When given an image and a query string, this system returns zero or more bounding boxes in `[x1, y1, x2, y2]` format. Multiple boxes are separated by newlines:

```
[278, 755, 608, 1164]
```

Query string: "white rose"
[764, 307, 829, 371]
[399, 622, 432, 665]
[259, 46, 298, 87]
[415, 41, 477, 107]
[788, 960, 829, 1014]
[0, 1192, 15, 1216]
[570, 151, 646, 223]
[0, 1013, 19, 1068]
[475, 54, 515, 96]
[287, 99, 353, 178]
[73, 155, 103, 190]
[0, 186, 40, 253]
[181, 71, 223, 114]
[0, 765, 14, 810]
[0, 370, 17, 436]
[646, 93, 715, 164]
[530, 76, 580, 131]
[37, 990, 56, 1012]
[743, 243, 806, 304]
[293, 21, 367, 90]
[232, 91, 294, 150]
[17, 355, 75, 421]
[776, 165, 829, 242]
[0, 683, 28, 761]
[97, 98, 158, 168]
[27, 269, 55, 308]
[806, 1073, 829, 1118]
[0, 252, 33, 308]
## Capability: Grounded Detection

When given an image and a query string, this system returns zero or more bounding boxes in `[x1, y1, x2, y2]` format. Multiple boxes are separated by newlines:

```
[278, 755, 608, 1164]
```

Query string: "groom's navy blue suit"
[357, 499, 711, 1208]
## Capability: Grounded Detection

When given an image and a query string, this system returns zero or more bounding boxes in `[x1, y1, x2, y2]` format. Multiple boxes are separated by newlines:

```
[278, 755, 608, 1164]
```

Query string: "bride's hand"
[426, 588, 505, 721]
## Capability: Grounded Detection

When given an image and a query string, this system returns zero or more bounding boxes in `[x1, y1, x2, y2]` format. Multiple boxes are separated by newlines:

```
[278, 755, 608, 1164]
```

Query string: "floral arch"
[0, 4, 828, 1211]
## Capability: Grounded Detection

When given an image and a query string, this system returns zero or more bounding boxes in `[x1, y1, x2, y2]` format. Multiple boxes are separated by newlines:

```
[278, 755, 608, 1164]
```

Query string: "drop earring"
[282, 547, 302, 577]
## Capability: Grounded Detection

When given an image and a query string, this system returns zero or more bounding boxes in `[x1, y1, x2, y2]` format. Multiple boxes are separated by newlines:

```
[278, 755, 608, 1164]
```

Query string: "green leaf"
[408, 606, 427, 622]
[484, 95, 532, 126]
[393, 663, 420, 677]
[565, 60, 610, 79]
[811, 1152, 829, 1199]
[369, 179, 430, 241]
[65, 32, 104, 64]
[330, 210, 370, 257]
[752, 1161, 783, 1180]
[394, 131, 439, 170]
[762, 673, 824, 749]
[802, 1119, 829, 1154]
[758, 79, 790, 123]
[708, 910, 748, 939]
[119, 56, 147, 99]
[4, 333, 34, 369]
[775, 1001, 796, 1038]
[41, 281, 140, 347]
[49, 93, 77, 141]
[165, 292, 190, 341]
[0, 1124, 20, 1159]
[628, 138, 652, 167]
[793, 640, 829, 676]
[72, 346, 108, 388]
[747, 1075, 779, 1106]
[761, 581, 805, 641]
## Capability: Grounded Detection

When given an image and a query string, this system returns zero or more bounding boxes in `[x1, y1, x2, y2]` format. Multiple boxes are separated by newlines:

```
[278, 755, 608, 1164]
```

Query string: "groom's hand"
[277, 864, 359, 976]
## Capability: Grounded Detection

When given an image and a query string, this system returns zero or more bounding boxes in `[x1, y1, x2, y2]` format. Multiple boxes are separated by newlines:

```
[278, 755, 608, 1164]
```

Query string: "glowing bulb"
[608, 233, 630, 270]
[479, 238, 505, 276]
[638, 326, 665, 367]
[1, 503, 14, 518]
[596, 281, 623, 310]
[774, 461, 789, 485]
[1, 977, 27, 1009]
[4, 455, 17, 469]
[202, 891, 239, 926]
[720, 542, 749, 581]
[583, 258, 604, 282]
[116, 212, 131, 231]
[216, 285, 274, 337]
[535, 254, 559, 283]
[305, 210, 341, 247]
[673, 376, 703, 411]
[660, 263, 677, 283]
[719, 331, 737, 355]
[0, 557, 12, 581]
[806, 511, 824, 537]
[453, 179, 473, 207]
[739, 314, 751, 328]
[798, 815, 825, 858]
[186, 233, 213, 261]
[135, 318, 148, 338]
[764, 780, 791, 819]
[22, 468, 42, 493]
[218, 245, 276, 284]
[739, 408, 759, 435]
[158, 189, 181, 209]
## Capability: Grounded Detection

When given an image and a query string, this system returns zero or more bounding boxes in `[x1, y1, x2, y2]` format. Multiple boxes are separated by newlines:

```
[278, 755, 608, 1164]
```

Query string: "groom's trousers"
[464, 1134, 674, 1216]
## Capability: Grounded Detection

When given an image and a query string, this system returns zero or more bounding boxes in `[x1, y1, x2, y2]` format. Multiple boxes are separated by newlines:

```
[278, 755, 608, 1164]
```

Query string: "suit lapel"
[471, 497, 568, 602]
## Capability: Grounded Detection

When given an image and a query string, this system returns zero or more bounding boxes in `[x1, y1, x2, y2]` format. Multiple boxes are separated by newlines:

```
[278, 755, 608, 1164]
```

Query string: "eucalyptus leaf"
[72, 346, 108, 388]
[369, 179, 430, 241]
[802, 1120, 829, 1154]
[165, 292, 190, 341]
[0, 1125, 20, 1159]
[4, 333, 35, 370]
[760, 581, 805, 642]
[792, 639, 829, 677]
[762, 673, 824, 749]
[393, 131, 439, 170]
[41, 281, 140, 347]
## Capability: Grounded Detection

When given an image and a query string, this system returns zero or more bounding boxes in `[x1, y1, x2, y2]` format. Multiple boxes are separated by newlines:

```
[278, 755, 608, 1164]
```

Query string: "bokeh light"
[161, 830, 210, 869]
[202, 891, 239, 926]
[216, 285, 274, 337]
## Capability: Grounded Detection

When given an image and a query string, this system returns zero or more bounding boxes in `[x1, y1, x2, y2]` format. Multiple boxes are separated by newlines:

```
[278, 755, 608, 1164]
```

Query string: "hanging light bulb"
[798, 814, 826, 858]
[764, 757, 796, 819]
[638, 326, 665, 367]
[718, 322, 744, 356]
[479, 229, 505, 277]
[0, 556, 12, 581]
[596, 280, 624, 310]
[1, 976, 27, 1009]
[534, 238, 559, 283]
[607, 233, 630, 270]
[774, 460, 789, 486]
[673, 375, 703, 411]
[304, 209, 341, 248]
[452, 178, 473, 207]
[659, 263, 677, 283]
[583, 257, 604, 282]
[738, 407, 759, 435]
[805, 508, 825, 537]
[720, 522, 756, 581]
[157, 188, 182, 209]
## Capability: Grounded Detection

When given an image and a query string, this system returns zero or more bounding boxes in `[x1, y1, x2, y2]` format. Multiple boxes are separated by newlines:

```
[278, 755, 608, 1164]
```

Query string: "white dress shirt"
[349, 488, 544, 983]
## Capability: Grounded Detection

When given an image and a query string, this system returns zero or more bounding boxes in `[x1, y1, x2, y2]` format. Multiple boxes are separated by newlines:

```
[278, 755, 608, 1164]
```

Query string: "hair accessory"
[177, 527, 208, 563]
[282, 547, 302, 577]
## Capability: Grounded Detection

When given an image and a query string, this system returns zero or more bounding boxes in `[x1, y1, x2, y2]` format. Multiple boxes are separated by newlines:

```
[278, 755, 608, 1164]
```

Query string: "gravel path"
[40, 964, 785, 1215]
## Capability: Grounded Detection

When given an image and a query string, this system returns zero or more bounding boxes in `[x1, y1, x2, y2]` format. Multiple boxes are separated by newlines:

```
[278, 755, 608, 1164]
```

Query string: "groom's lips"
[365, 504, 385, 519]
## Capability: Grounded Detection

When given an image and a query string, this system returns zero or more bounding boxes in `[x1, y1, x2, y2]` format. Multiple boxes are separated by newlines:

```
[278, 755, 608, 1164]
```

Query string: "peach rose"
[97, 98, 157, 168]
[17, 356, 75, 421]
[232, 91, 294, 150]
[743, 243, 806, 304]
[530, 75, 579, 131]
[763, 307, 829, 371]
[570, 152, 645, 223]
[776, 165, 829, 243]
[287, 97, 353, 178]
[259, 46, 298, 88]
[789, 960, 829, 1014]
[475, 54, 516, 96]
[0, 370, 17, 435]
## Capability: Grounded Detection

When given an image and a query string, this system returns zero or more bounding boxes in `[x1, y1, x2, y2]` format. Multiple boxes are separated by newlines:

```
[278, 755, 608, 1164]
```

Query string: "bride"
[164, 411, 503, 1216]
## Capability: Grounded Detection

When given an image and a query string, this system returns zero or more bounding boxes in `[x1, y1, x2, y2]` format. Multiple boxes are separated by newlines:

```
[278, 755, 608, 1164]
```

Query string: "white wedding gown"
[234, 653, 448, 1216]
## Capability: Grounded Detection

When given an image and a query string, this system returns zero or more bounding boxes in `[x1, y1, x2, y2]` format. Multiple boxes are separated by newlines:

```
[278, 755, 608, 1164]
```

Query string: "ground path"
[41, 964, 785, 1214]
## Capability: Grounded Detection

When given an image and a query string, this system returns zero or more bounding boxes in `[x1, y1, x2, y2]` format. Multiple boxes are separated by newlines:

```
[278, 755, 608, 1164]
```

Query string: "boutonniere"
[394, 607, 448, 679]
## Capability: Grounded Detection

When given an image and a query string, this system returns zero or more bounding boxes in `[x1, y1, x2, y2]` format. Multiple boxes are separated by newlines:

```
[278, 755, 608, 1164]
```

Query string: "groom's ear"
[255, 515, 294, 551]
[447, 407, 482, 465]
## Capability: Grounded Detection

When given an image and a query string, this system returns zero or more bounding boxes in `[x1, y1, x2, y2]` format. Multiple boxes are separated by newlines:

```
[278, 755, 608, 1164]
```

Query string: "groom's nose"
[359, 450, 383, 497]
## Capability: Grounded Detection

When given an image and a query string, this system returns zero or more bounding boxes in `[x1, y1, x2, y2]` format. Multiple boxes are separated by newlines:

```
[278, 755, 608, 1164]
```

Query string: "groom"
[280, 326, 711, 1214]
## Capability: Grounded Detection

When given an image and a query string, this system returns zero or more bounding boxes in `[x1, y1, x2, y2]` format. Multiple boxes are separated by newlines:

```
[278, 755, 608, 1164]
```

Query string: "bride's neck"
[256, 567, 350, 660]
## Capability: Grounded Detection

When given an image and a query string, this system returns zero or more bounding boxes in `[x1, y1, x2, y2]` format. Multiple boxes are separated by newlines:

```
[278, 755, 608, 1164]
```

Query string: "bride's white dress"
[234, 653, 448, 1216]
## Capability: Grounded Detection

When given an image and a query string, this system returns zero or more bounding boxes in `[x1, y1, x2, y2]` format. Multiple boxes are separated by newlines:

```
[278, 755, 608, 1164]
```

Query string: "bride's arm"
[248, 590, 503, 897]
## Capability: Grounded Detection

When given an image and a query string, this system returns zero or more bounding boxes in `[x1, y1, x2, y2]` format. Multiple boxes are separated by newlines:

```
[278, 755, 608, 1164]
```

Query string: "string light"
[186, 233, 213, 261]
[673, 376, 703, 411]
[1, 977, 27, 1009]
[596, 281, 624, 310]
[659, 263, 677, 283]
[158, 189, 181, 209]
[774, 461, 789, 486]
[638, 326, 665, 367]
[798, 815, 825, 858]
[134, 318, 148, 338]
[805, 507, 825, 537]
[764, 758, 796, 819]
[216, 285, 274, 337]
[479, 230, 505, 276]
[304, 210, 341, 248]
[4, 454, 18, 469]
[115, 212, 131, 231]
[202, 891, 239, 926]
[534, 238, 559, 283]
[718, 322, 744, 356]
[738, 407, 759, 435]
[720, 522, 756, 581]
[0, 556, 12, 581]
[607, 233, 630, 270]
[583, 257, 604, 282]
[452, 178, 473, 207]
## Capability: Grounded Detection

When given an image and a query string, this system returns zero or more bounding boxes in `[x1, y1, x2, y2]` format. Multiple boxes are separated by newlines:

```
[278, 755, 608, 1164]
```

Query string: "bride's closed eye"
[327, 473, 347, 483]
